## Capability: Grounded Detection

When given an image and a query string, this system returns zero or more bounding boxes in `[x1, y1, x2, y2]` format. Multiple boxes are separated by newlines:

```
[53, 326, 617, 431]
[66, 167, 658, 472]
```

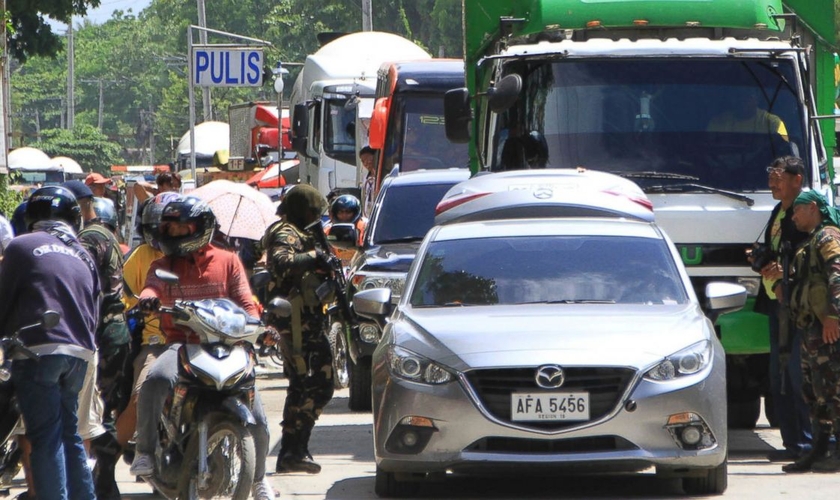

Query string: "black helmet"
[24, 186, 82, 231]
[91, 197, 118, 231]
[141, 192, 180, 249]
[157, 195, 216, 256]
[11, 201, 28, 236]
[329, 194, 361, 223]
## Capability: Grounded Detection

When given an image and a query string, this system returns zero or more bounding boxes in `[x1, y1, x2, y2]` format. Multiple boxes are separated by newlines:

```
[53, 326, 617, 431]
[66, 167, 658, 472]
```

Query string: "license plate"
[510, 392, 590, 421]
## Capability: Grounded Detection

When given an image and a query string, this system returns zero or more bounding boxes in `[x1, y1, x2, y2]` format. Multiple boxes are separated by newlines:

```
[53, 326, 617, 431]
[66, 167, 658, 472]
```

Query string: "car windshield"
[370, 182, 456, 245]
[493, 58, 806, 192]
[409, 234, 688, 306]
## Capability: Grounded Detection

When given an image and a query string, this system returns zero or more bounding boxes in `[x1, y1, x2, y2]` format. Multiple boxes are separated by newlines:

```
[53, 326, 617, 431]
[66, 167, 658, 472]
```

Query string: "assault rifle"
[305, 219, 360, 337]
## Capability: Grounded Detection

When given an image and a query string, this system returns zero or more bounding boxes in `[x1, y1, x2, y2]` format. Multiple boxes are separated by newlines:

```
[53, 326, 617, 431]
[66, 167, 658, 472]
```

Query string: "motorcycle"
[0, 311, 61, 491]
[141, 270, 289, 499]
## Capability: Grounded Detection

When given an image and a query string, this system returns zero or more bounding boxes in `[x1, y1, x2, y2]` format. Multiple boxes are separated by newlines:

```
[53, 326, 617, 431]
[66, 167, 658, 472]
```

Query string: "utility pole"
[80, 78, 118, 130]
[196, 0, 212, 121]
[148, 103, 155, 164]
[362, 0, 373, 31]
[67, 19, 75, 129]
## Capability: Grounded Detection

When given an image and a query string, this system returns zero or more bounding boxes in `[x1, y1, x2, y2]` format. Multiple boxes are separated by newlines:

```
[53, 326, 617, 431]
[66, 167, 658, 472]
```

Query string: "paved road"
[4, 363, 840, 499]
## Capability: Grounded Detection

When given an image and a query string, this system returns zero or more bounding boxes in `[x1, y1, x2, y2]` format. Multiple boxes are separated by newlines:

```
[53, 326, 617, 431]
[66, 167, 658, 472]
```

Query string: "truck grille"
[465, 367, 636, 431]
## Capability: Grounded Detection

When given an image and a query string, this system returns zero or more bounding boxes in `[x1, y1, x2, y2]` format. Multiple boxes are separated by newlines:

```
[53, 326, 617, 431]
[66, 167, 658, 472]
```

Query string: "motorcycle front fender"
[222, 396, 256, 426]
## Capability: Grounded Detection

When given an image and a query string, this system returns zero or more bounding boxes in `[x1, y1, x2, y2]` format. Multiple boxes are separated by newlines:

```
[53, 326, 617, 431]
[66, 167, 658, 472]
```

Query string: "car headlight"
[385, 345, 454, 385]
[645, 340, 712, 381]
[353, 272, 405, 301]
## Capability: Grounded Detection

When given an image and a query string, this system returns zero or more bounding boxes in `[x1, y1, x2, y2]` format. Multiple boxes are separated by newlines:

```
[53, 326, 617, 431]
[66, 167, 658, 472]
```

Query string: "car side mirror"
[353, 288, 392, 321]
[704, 282, 747, 323]
[327, 222, 359, 250]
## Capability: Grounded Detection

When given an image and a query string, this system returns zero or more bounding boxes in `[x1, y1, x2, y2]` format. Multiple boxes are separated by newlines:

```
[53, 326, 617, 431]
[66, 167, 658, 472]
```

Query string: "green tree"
[6, 0, 101, 61]
[32, 124, 124, 173]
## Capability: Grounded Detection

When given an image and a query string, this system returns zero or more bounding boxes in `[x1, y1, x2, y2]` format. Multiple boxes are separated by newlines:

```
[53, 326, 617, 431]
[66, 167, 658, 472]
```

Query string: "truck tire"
[348, 358, 372, 412]
[683, 462, 727, 495]
[728, 396, 760, 429]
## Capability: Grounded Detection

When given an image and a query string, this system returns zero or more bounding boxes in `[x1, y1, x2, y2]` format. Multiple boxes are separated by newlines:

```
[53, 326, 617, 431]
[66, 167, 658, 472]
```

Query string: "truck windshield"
[397, 97, 469, 172]
[493, 58, 806, 192]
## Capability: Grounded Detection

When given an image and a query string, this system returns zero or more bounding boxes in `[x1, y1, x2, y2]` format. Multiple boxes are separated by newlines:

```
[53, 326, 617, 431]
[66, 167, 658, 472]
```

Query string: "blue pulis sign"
[193, 47, 263, 87]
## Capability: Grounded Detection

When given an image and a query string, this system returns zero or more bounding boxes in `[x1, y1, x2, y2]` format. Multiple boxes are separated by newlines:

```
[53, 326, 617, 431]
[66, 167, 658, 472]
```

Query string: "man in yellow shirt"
[707, 88, 788, 141]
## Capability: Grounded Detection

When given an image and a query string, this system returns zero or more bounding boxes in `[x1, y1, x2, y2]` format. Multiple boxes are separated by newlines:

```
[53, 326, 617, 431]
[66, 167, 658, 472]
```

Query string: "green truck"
[445, 0, 837, 428]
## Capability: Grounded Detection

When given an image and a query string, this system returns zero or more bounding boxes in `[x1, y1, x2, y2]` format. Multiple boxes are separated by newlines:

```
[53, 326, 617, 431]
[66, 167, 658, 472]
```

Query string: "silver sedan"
[356, 217, 745, 497]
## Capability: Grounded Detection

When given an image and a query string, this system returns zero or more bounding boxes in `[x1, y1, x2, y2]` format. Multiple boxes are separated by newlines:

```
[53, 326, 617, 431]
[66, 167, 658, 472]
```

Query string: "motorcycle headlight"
[196, 305, 248, 336]
[385, 345, 454, 385]
[646, 340, 712, 381]
[353, 272, 405, 302]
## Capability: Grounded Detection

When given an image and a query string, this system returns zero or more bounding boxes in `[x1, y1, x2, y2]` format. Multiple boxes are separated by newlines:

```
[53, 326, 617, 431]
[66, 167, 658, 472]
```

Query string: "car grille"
[465, 367, 636, 431]
[464, 435, 638, 454]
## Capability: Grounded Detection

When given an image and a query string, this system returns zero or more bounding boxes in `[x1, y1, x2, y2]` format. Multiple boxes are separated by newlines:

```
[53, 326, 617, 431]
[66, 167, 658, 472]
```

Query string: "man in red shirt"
[128, 195, 275, 499]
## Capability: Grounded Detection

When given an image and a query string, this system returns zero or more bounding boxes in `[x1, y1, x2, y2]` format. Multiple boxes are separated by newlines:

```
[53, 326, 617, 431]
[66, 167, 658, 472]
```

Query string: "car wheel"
[374, 466, 412, 498]
[727, 395, 760, 429]
[330, 321, 350, 389]
[348, 358, 372, 412]
[682, 462, 727, 495]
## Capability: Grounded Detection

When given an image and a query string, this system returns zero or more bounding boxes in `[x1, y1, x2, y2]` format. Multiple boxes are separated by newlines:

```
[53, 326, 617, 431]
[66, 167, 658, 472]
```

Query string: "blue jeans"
[12, 355, 95, 500]
[769, 300, 812, 452]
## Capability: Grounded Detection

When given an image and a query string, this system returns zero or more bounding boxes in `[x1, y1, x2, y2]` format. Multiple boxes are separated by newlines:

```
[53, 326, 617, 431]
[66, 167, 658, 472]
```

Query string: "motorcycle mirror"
[154, 269, 180, 285]
[41, 310, 60, 329]
[250, 270, 271, 290]
[266, 297, 293, 319]
[327, 223, 358, 250]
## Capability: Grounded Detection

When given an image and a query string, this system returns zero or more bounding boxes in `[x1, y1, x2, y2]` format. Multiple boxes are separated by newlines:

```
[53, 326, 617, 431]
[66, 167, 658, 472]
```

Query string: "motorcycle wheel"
[329, 321, 350, 389]
[179, 418, 256, 500]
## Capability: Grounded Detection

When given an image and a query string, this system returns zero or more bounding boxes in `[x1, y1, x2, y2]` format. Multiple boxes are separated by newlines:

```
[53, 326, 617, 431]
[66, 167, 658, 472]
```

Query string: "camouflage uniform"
[78, 222, 131, 497]
[262, 185, 334, 472]
[789, 224, 840, 434]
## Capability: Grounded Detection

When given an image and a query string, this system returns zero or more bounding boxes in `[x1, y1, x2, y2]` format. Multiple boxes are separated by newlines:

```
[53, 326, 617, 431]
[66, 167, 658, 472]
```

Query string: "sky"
[48, 0, 153, 31]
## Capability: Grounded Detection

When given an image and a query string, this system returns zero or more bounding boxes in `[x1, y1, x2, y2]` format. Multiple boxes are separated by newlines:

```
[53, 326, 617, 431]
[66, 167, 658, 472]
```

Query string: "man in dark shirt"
[0, 186, 99, 499]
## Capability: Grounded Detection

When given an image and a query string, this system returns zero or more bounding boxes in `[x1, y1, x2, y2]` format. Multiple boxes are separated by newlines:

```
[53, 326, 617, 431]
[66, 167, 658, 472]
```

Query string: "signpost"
[187, 26, 271, 183]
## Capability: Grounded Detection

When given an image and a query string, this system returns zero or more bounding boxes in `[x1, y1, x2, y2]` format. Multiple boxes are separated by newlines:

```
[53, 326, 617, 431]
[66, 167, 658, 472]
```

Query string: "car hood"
[356, 242, 421, 273]
[394, 303, 712, 371]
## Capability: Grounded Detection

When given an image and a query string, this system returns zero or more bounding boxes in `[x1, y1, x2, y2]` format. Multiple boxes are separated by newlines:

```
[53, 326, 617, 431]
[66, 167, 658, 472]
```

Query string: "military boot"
[783, 425, 831, 473]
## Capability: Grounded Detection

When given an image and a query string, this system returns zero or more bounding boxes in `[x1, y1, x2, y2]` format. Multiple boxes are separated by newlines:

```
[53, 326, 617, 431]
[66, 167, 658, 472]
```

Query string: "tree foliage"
[6, 0, 101, 61]
[33, 124, 124, 174]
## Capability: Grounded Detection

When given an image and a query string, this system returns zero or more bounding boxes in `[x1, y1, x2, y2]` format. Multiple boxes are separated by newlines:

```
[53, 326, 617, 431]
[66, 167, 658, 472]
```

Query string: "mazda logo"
[533, 187, 553, 199]
[535, 365, 565, 389]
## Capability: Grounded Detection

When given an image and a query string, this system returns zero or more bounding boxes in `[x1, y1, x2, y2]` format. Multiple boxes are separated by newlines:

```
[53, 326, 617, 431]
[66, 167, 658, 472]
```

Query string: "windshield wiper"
[645, 183, 754, 206]
[612, 171, 699, 181]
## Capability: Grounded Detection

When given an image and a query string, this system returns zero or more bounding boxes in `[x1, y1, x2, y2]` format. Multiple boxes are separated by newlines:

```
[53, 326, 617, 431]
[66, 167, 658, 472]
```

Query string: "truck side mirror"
[369, 97, 390, 150]
[487, 74, 522, 113]
[444, 88, 471, 143]
[291, 103, 310, 157]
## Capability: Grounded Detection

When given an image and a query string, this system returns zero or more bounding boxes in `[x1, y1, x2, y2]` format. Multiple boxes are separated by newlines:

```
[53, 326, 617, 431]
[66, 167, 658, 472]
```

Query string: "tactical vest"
[789, 226, 840, 328]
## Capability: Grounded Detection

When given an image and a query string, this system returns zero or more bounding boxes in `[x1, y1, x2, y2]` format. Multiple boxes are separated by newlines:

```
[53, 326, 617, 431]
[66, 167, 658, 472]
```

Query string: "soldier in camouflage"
[784, 190, 840, 473]
[78, 196, 132, 498]
[263, 184, 335, 474]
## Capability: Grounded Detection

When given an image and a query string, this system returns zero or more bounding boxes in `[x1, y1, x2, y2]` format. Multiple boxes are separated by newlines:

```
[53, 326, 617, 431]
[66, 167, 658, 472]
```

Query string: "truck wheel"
[348, 358, 372, 412]
[683, 462, 727, 495]
[728, 396, 760, 429]
[375, 466, 412, 498]
[763, 394, 779, 428]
